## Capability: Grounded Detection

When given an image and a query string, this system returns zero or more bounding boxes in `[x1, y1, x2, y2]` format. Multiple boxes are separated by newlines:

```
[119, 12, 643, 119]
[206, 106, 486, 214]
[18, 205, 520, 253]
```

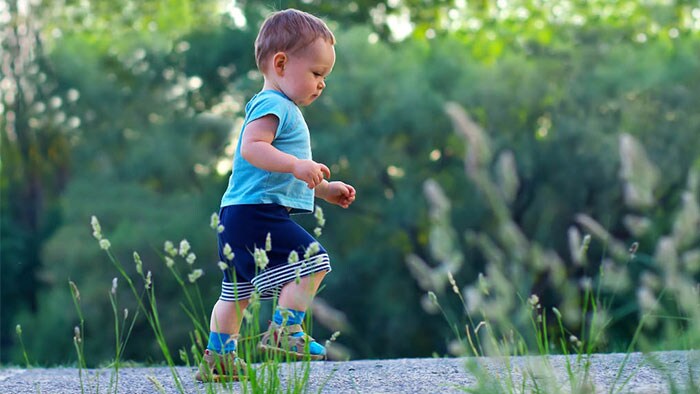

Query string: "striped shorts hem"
[219, 253, 331, 301]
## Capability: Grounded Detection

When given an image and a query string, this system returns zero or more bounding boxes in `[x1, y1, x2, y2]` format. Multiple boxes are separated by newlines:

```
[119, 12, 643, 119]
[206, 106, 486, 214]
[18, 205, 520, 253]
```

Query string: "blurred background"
[2, 0, 699, 366]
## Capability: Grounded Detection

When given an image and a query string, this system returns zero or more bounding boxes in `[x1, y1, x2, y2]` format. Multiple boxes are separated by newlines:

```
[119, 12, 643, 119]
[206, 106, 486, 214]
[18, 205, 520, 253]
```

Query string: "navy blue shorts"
[217, 204, 331, 301]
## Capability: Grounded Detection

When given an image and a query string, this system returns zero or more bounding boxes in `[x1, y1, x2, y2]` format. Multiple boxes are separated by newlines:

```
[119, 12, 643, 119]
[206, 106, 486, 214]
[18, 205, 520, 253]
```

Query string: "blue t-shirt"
[221, 90, 314, 213]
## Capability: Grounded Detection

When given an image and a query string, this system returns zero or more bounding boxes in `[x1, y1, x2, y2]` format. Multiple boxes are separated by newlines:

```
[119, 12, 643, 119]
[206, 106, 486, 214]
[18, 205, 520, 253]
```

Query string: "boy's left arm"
[315, 180, 356, 208]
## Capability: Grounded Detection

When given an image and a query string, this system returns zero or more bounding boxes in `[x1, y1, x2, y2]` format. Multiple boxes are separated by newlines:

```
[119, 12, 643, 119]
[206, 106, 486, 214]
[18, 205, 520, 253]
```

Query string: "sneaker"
[257, 321, 326, 361]
[194, 349, 247, 382]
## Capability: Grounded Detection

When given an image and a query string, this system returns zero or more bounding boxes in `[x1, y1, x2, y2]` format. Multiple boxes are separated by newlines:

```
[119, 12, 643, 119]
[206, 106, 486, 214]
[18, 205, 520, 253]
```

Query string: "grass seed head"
[288, 250, 299, 264]
[178, 240, 191, 257]
[188, 269, 203, 283]
[90, 216, 102, 240]
[99, 238, 111, 250]
[223, 243, 234, 261]
[134, 252, 143, 274]
[164, 241, 177, 257]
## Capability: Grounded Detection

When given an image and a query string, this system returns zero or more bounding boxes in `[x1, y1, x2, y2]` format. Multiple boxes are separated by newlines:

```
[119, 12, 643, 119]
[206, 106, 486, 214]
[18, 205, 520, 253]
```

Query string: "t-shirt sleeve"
[244, 94, 288, 138]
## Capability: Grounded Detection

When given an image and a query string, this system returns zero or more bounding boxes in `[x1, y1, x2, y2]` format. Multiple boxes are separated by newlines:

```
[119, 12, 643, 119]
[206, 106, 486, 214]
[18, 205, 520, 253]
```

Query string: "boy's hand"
[293, 159, 331, 189]
[320, 181, 356, 208]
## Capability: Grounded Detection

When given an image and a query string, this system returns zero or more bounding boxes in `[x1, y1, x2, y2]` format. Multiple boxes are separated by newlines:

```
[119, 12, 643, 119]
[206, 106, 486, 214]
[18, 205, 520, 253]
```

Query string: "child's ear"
[272, 52, 287, 75]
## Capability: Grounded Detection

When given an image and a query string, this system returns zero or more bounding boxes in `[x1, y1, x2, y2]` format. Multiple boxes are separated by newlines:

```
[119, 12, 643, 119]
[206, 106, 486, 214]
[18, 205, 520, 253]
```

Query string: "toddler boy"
[196, 9, 356, 382]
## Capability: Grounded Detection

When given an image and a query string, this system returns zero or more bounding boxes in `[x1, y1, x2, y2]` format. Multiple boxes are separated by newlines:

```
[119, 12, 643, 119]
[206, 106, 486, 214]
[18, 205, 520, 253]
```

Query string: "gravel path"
[1, 351, 697, 393]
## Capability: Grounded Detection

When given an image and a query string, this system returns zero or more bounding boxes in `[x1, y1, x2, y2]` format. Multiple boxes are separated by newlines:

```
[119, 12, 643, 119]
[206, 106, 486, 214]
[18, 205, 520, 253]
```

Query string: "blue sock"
[274, 307, 305, 325]
[207, 332, 236, 354]
[273, 308, 325, 356]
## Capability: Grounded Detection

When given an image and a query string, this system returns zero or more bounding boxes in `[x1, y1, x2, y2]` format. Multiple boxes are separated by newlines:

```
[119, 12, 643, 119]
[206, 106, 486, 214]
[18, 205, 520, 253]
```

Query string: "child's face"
[277, 38, 335, 106]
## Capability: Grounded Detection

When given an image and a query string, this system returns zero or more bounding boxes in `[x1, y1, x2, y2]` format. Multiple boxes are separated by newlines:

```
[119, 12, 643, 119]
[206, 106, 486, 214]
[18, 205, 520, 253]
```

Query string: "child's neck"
[262, 77, 282, 94]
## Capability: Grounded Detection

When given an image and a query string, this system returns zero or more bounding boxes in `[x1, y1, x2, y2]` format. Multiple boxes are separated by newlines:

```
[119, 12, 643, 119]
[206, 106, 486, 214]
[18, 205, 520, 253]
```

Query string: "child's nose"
[318, 79, 326, 89]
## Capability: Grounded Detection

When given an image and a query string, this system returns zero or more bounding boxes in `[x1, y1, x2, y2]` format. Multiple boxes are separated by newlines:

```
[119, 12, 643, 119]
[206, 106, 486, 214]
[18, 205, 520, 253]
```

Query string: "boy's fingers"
[320, 164, 331, 179]
[346, 184, 356, 197]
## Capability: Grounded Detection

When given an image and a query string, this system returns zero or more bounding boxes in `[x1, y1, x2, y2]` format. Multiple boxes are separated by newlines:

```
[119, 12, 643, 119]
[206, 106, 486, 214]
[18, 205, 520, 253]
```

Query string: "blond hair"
[255, 9, 335, 71]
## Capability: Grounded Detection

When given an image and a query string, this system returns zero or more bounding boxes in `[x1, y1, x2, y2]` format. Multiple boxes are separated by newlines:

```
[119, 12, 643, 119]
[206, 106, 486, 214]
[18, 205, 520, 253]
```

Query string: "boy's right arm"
[241, 115, 330, 189]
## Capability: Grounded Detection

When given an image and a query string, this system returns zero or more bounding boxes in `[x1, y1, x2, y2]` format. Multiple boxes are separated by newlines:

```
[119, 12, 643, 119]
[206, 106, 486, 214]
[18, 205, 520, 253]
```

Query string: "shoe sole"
[257, 343, 326, 361]
[195, 372, 245, 383]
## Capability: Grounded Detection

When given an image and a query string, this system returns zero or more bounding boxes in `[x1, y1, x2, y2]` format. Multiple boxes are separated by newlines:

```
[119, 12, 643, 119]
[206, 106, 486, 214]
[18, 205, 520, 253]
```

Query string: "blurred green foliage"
[2, 0, 699, 365]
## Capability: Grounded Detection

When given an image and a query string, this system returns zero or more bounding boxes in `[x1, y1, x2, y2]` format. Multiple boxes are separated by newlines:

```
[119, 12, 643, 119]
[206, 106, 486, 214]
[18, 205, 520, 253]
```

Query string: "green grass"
[11, 213, 336, 394]
[418, 237, 699, 394]
[12, 209, 699, 393]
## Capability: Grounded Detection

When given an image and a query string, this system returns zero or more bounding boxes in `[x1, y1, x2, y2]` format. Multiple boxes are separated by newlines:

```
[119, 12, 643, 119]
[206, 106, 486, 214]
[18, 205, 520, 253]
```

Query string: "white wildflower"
[69, 281, 80, 301]
[304, 242, 321, 260]
[569, 335, 582, 348]
[243, 309, 254, 323]
[188, 269, 204, 283]
[99, 239, 111, 250]
[145, 271, 152, 289]
[179, 240, 191, 257]
[528, 294, 540, 308]
[580, 234, 591, 256]
[111, 277, 118, 295]
[447, 271, 459, 295]
[288, 250, 299, 264]
[314, 227, 322, 237]
[186, 253, 196, 265]
[217, 261, 228, 271]
[165, 256, 175, 268]
[210, 213, 222, 232]
[254, 248, 269, 270]
[421, 293, 440, 314]
[223, 243, 234, 261]
[133, 252, 143, 274]
[314, 205, 326, 227]
[265, 232, 272, 252]
[164, 241, 177, 257]
[428, 291, 438, 306]
[91, 216, 102, 240]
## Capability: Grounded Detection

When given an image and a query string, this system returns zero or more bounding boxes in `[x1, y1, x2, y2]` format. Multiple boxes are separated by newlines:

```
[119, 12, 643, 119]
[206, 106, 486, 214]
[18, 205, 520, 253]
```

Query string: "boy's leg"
[196, 298, 249, 382]
[278, 271, 326, 311]
[210, 298, 250, 336]
[259, 271, 328, 359]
